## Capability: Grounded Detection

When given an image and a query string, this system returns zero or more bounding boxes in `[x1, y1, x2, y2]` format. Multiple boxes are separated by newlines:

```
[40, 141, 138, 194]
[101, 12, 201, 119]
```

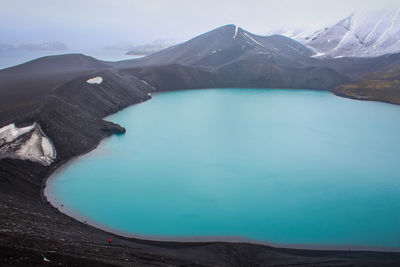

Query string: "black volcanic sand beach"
[2, 43, 400, 266]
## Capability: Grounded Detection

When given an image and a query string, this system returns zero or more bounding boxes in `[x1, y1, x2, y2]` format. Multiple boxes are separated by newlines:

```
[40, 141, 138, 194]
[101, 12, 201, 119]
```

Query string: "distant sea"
[0, 49, 143, 69]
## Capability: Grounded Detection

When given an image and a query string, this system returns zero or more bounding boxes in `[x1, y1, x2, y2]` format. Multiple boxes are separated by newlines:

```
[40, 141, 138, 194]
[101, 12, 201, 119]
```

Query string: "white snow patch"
[140, 80, 156, 90]
[16, 131, 42, 162]
[41, 137, 56, 164]
[0, 122, 56, 166]
[242, 32, 264, 47]
[0, 123, 34, 145]
[86, 76, 103, 84]
[233, 25, 239, 39]
[312, 51, 326, 57]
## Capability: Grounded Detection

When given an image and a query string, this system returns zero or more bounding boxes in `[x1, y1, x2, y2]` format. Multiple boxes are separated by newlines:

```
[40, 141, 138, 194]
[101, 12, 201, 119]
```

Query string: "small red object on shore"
[108, 238, 112, 244]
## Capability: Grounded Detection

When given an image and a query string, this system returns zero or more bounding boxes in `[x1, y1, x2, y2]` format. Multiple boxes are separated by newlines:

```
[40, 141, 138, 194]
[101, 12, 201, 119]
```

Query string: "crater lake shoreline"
[2, 49, 400, 265]
[45, 89, 400, 252]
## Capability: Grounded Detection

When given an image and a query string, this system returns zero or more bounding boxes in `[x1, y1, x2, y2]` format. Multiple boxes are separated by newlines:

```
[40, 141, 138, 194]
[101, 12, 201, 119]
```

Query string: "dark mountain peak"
[119, 24, 314, 69]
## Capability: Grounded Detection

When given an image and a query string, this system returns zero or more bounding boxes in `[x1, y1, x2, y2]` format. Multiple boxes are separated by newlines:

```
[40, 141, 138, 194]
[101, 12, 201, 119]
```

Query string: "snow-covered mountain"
[126, 39, 178, 55]
[271, 8, 400, 58]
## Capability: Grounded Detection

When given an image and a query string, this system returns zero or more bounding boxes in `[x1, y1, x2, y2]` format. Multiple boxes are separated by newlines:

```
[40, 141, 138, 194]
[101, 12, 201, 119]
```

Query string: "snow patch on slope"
[86, 76, 103, 84]
[140, 80, 156, 90]
[0, 124, 34, 145]
[233, 25, 239, 39]
[0, 122, 56, 166]
[242, 32, 264, 48]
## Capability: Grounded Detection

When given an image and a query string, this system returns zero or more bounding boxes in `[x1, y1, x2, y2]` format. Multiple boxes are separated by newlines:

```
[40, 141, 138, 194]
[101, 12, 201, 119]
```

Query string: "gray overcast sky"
[1, 0, 399, 48]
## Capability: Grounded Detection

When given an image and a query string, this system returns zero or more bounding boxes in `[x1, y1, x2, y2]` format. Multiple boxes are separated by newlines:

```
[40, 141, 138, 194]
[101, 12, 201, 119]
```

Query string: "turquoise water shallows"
[46, 89, 400, 250]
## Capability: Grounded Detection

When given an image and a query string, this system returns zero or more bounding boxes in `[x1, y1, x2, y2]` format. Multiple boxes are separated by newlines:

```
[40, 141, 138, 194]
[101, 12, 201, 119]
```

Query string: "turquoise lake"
[46, 89, 400, 250]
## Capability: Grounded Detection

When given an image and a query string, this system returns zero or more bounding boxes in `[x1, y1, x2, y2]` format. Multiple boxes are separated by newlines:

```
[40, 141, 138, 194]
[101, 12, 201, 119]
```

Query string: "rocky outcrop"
[333, 61, 400, 104]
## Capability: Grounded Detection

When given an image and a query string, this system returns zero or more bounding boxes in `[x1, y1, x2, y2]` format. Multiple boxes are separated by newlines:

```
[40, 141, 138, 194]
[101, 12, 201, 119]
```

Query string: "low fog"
[1, 0, 399, 49]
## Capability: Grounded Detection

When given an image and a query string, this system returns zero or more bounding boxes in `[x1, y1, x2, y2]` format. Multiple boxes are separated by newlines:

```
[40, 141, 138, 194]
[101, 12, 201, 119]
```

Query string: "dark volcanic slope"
[0, 54, 112, 123]
[124, 61, 349, 91]
[0, 55, 153, 161]
[333, 61, 400, 104]
[321, 53, 400, 79]
[116, 25, 350, 91]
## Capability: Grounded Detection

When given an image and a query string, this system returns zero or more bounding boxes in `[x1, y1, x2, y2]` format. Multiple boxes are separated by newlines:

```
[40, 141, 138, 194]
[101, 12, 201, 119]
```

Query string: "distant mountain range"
[105, 39, 177, 55]
[126, 39, 177, 55]
[0, 41, 67, 52]
[271, 8, 400, 58]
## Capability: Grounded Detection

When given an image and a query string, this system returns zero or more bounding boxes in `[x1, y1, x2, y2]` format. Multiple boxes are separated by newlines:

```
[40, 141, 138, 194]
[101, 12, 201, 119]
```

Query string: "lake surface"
[46, 89, 400, 250]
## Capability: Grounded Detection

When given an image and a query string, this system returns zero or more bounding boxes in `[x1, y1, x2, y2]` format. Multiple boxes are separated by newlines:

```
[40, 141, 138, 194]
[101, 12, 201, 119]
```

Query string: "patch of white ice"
[41, 137, 56, 164]
[0, 122, 56, 166]
[140, 80, 156, 90]
[233, 25, 239, 39]
[0, 123, 34, 145]
[16, 131, 42, 162]
[242, 32, 264, 47]
[312, 51, 326, 57]
[86, 76, 103, 84]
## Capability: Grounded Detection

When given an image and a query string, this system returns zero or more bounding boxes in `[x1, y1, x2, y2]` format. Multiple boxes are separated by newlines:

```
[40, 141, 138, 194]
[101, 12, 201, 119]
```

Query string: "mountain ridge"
[333, 61, 400, 104]
[291, 8, 400, 58]
[118, 24, 315, 68]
